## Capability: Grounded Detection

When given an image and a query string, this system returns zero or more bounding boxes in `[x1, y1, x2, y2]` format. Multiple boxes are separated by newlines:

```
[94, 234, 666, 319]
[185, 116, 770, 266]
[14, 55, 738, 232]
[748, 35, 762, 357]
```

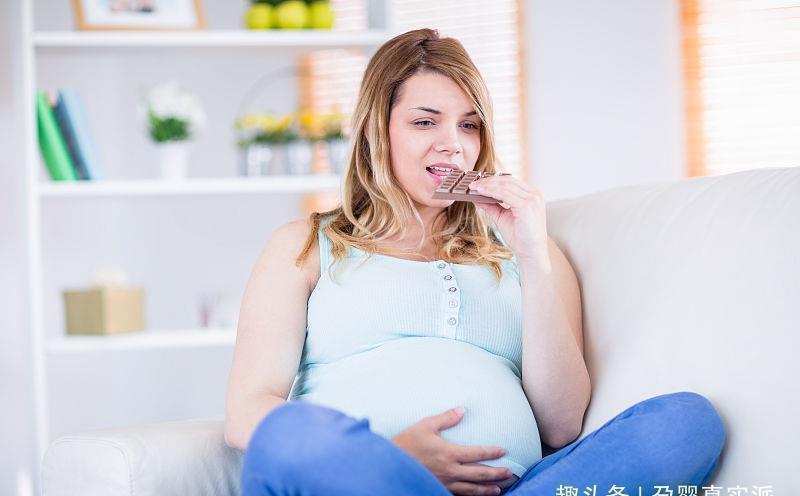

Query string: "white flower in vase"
[144, 80, 207, 180]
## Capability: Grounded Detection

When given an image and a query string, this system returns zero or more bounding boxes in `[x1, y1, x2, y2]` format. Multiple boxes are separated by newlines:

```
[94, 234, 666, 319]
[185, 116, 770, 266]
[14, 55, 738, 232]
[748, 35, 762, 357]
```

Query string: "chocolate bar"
[431, 169, 512, 203]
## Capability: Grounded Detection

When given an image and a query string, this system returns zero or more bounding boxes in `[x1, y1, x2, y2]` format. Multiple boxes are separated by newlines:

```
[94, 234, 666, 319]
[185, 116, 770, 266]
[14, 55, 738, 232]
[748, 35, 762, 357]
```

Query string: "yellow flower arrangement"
[235, 112, 299, 145]
[235, 110, 348, 147]
[297, 109, 348, 141]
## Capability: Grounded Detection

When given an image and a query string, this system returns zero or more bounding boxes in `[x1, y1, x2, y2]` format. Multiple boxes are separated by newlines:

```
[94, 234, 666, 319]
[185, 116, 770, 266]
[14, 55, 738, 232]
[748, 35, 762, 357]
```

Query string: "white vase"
[156, 141, 191, 180]
[286, 141, 313, 175]
[240, 143, 272, 176]
[264, 142, 313, 175]
[326, 138, 348, 175]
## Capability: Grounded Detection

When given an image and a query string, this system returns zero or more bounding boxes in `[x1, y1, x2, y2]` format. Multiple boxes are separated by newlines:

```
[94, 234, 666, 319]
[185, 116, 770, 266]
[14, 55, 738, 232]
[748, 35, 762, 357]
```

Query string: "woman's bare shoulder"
[271, 218, 321, 293]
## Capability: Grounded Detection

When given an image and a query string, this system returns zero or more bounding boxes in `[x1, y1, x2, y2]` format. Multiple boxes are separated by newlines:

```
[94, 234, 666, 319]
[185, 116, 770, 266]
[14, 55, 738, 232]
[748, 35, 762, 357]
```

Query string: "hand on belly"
[496, 474, 519, 489]
[299, 339, 542, 482]
[474, 472, 519, 490]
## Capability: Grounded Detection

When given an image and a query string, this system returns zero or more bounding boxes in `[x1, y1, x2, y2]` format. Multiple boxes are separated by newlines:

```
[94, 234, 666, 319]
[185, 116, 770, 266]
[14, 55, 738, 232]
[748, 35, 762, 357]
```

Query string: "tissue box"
[63, 287, 145, 335]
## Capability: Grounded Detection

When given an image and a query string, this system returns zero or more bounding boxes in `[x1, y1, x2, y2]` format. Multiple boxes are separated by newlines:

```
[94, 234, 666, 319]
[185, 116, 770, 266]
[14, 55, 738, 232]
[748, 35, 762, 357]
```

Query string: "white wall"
[523, 0, 686, 201]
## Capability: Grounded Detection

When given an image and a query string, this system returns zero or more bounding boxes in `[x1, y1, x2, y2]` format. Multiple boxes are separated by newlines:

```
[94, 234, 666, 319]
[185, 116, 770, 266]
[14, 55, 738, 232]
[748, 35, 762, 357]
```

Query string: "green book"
[36, 91, 77, 181]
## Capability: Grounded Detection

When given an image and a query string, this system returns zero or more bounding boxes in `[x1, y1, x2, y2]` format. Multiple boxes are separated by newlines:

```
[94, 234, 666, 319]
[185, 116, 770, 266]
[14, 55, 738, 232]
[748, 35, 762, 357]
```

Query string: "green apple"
[245, 4, 273, 29]
[308, 1, 334, 29]
[275, 0, 308, 29]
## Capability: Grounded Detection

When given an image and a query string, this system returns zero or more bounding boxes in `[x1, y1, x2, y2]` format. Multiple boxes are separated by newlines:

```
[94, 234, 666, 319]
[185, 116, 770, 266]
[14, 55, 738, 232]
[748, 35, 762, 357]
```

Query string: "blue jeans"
[241, 391, 726, 495]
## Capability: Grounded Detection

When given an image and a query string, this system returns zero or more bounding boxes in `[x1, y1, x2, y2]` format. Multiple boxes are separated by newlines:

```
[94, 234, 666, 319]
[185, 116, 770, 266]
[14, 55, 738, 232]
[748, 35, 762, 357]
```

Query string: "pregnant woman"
[224, 29, 725, 496]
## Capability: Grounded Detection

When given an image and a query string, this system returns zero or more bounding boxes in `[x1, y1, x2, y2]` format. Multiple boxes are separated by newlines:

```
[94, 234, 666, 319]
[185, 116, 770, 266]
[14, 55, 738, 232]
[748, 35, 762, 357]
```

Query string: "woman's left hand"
[469, 173, 549, 265]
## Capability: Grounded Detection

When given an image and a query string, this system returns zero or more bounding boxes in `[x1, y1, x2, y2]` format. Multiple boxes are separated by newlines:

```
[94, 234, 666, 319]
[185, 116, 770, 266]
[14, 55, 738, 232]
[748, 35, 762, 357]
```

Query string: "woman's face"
[388, 72, 481, 214]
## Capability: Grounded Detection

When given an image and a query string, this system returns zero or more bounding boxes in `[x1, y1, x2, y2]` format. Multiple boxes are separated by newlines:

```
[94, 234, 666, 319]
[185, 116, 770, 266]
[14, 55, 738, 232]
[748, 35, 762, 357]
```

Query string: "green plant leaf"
[149, 111, 191, 143]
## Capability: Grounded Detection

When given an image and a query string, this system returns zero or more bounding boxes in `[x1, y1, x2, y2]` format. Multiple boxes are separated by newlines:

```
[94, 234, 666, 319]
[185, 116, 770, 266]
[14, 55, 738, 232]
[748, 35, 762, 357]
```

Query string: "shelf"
[36, 175, 342, 198]
[46, 328, 236, 354]
[33, 29, 389, 50]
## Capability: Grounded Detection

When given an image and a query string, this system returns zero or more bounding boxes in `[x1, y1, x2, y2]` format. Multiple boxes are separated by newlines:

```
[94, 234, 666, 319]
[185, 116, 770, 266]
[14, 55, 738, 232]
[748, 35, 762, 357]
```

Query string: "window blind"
[681, 0, 800, 176]
[302, 0, 526, 177]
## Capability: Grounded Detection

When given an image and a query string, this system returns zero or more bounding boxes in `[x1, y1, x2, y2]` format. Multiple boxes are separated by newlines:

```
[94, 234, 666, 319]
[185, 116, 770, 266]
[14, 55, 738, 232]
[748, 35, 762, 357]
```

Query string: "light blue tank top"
[289, 215, 542, 477]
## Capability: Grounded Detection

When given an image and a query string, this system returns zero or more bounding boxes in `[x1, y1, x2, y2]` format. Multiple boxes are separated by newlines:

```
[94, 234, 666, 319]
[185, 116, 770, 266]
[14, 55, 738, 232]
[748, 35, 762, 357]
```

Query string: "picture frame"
[72, 0, 206, 31]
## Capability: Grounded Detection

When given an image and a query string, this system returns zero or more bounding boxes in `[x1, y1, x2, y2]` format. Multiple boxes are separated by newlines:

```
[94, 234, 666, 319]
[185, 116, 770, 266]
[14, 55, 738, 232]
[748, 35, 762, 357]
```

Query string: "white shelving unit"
[45, 328, 237, 354]
[21, 0, 393, 471]
[33, 29, 390, 49]
[36, 175, 342, 197]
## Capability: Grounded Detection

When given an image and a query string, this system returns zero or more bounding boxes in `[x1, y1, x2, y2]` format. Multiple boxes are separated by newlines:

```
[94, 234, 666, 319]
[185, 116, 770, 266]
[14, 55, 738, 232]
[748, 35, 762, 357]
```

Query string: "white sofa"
[42, 167, 799, 494]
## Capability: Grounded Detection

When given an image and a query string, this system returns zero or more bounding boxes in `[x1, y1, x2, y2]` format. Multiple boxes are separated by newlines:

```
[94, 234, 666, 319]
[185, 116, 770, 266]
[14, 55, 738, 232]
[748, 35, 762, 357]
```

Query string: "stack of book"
[36, 89, 105, 181]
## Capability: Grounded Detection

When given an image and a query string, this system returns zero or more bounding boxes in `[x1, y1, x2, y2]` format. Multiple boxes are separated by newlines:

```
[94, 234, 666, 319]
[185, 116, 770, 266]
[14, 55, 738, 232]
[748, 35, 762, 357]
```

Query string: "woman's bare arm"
[519, 237, 590, 449]
[224, 219, 319, 451]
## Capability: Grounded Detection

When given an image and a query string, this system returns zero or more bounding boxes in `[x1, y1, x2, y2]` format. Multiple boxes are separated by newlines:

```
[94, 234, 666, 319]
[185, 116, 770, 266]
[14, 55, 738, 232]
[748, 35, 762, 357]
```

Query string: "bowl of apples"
[244, 0, 335, 30]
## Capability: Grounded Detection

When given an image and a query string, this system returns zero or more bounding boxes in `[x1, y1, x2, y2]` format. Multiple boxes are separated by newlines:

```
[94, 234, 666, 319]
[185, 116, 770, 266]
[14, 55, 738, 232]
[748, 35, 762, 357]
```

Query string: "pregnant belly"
[292, 336, 542, 477]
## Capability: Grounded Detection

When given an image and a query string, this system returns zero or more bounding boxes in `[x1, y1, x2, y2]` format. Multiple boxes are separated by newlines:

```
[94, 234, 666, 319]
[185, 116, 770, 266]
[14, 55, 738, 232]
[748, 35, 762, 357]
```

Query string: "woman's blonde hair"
[297, 28, 515, 282]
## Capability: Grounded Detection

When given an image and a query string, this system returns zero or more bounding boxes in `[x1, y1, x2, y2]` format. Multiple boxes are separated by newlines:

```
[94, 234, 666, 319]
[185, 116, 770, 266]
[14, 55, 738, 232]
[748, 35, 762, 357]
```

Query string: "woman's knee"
[244, 401, 361, 474]
[652, 392, 724, 440]
[640, 391, 726, 463]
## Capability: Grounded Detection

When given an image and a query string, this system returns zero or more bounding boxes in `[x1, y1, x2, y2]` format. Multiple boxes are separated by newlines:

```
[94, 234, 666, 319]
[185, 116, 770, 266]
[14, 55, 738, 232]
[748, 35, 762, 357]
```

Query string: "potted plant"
[144, 81, 206, 180]
[299, 109, 348, 174]
[321, 110, 348, 174]
[235, 112, 312, 175]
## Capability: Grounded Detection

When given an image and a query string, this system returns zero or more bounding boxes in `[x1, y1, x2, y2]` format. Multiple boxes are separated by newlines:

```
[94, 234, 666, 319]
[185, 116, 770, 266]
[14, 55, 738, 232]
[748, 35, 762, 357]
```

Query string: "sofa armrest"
[42, 419, 242, 496]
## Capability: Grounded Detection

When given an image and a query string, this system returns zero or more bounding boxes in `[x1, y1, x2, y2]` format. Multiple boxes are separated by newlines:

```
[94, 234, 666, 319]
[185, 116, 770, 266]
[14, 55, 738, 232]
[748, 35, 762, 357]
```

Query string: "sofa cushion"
[42, 419, 241, 496]
[544, 167, 799, 490]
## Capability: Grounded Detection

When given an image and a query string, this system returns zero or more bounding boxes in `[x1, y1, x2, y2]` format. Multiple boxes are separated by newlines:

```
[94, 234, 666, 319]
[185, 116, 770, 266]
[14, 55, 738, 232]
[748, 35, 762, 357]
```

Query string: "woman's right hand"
[390, 407, 514, 496]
